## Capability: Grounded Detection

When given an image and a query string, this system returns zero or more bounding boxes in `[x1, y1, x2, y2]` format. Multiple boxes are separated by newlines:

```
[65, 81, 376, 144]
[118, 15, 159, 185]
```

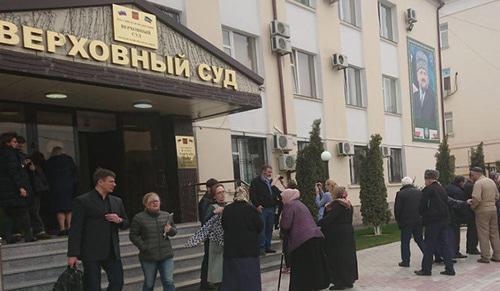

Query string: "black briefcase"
[53, 266, 84, 291]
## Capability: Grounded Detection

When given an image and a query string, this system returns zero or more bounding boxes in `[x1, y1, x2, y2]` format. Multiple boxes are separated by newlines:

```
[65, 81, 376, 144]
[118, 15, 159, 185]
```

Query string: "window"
[440, 23, 449, 49]
[222, 28, 258, 72]
[339, 0, 361, 27]
[383, 75, 400, 114]
[294, 0, 314, 8]
[349, 145, 366, 185]
[445, 112, 454, 136]
[155, 5, 181, 23]
[379, 1, 396, 42]
[297, 141, 310, 152]
[388, 148, 403, 183]
[291, 49, 317, 98]
[232, 136, 267, 184]
[345, 66, 365, 107]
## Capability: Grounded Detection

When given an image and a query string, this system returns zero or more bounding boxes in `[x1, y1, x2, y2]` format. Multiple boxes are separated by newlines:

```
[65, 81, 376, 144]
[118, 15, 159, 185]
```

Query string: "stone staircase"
[1, 222, 282, 290]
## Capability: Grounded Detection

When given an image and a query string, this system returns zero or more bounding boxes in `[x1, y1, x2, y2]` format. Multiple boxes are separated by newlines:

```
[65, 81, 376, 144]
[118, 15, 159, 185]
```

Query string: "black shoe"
[398, 262, 410, 267]
[5, 237, 21, 244]
[455, 252, 467, 259]
[265, 248, 277, 253]
[329, 286, 347, 290]
[477, 258, 490, 263]
[414, 270, 431, 276]
[35, 232, 51, 240]
[467, 249, 480, 255]
[57, 230, 68, 236]
[440, 270, 455, 276]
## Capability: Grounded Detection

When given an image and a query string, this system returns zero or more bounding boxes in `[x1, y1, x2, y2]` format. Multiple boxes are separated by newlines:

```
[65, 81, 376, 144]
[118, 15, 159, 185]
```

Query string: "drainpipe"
[272, 0, 288, 134]
[437, 0, 446, 138]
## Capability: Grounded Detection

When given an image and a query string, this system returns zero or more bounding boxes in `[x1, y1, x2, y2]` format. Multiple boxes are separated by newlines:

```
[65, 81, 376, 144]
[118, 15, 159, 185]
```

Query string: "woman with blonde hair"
[319, 186, 358, 290]
[129, 192, 177, 291]
[315, 179, 337, 220]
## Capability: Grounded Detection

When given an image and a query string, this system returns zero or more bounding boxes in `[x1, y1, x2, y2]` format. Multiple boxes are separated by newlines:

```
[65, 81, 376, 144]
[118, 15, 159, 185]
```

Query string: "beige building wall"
[441, 0, 500, 175]
[157, 0, 443, 220]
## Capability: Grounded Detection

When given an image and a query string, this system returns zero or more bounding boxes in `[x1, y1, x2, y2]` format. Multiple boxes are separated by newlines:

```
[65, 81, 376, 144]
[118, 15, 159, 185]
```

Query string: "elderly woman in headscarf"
[280, 188, 329, 291]
[319, 186, 358, 290]
[220, 187, 263, 291]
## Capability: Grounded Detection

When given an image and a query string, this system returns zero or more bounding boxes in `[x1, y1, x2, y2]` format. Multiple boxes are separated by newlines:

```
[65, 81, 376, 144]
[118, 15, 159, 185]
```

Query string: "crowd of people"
[194, 165, 359, 291]
[0, 132, 77, 244]
[394, 168, 500, 277]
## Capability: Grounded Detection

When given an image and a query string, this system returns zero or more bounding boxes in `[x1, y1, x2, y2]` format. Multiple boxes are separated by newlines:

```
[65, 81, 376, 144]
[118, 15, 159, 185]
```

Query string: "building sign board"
[112, 4, 158, 49]
[175, 136, 197, 169]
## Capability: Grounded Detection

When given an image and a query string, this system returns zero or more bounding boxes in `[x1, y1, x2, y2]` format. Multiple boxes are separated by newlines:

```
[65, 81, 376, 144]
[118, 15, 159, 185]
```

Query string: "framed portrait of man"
[407, 38, 440, 143]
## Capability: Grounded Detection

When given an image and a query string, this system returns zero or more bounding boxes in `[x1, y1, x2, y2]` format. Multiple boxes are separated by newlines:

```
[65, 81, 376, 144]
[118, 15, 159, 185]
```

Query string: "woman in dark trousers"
[0, 132, 33, 243]
[319, 186, 358, 290]
[220, 187, 263, 291]
[45, 146, 77, 235]
[27, 151, 51, 239]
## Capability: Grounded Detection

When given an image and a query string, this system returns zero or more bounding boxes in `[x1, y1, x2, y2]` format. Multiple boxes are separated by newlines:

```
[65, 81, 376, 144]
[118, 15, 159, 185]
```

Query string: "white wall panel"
[219, 0, 260, 35]
[229, 93, 268, 134]
[286, 3, 318, 52]
[346, 108, 368, 143]
[384, 115, 403, 146]
[294, 99, 323, 138]
[380, 41, 399, 77]
[340, 26, 364, 67]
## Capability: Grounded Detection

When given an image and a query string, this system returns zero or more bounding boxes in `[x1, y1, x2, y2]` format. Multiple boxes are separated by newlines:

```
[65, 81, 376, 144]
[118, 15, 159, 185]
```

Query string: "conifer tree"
[470, 142, 485, 173]
[359, 134, 391, 235]
[436, 136, 455, 186]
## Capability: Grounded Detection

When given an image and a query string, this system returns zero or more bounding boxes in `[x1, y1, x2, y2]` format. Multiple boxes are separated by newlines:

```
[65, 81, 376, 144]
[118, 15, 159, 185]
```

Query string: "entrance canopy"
[0, 0, 263, 120]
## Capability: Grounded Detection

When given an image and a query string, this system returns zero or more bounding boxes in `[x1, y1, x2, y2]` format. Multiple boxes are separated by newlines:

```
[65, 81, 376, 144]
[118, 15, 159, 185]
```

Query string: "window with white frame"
[222, 28, 258, 72]
[445, 112, 454, 136]
[349, 145, 367, 185]
[378, 1, 396, 42]
[440, 22, 449, 49]
[291, 49, 317, 98]
[383, 75, 400, 114]
[339, 0, 361, 27]
[294, 0, 315, 8]
[345, 66, 365, 107]
[231, 136, 267, 184]
[388, 148, 403, 183]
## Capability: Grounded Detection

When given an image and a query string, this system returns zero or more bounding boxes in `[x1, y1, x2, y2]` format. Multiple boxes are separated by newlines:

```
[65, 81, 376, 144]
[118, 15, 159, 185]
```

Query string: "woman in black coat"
[0, 132, 33, 243]
[45, 146, 77, 236]
[220, 187, 263, 291]
[319, 186, 358, 290]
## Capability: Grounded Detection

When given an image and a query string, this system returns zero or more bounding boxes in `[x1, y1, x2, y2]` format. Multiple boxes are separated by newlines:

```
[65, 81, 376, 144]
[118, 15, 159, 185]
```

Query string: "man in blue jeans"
[394, 177, 424, 267]
[250, 165, 281, 256]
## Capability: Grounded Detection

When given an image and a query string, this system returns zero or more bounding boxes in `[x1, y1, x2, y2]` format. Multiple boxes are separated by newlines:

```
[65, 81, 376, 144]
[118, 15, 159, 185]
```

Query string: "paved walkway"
[261, 228, 500, 291]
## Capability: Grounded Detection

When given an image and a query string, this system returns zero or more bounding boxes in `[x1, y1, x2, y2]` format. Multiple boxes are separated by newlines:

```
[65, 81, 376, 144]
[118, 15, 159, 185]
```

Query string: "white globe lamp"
[321, 150, 332, 162]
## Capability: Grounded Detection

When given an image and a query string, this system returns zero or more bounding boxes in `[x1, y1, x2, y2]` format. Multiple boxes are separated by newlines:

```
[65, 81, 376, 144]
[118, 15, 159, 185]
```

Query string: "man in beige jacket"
[470, 167, 500, 263]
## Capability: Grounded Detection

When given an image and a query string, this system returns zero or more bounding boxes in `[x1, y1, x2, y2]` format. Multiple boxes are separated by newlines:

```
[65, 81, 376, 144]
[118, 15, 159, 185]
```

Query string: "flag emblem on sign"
[144, 16, 152, 23]
[132, 11, 139, 20]
[118, 10, 126, 16]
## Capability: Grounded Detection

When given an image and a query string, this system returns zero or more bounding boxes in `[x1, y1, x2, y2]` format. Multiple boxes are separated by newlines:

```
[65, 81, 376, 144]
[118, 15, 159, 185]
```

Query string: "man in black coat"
[67, 168, 129, 291]
[394, 177, 424, 267]
[445, 176, 471, 258]
[415, 170, 455, 276]
[0, 132, 33, 243]
[249, 165, 281, 255]
[463, 177, 480, 254]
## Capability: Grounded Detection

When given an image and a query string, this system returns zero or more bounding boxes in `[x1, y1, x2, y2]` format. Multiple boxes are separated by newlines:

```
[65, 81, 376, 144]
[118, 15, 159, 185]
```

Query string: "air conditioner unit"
[406, 8, 417, 24]
[270, 20, 290, 38]
[278, 154, 296, 171]
[274, 134, 295, 151]
[331, 53, 348, 70]
[337, 142, 354, 156]
[271, 35, 292, 55]
[381, 146, 391, 158]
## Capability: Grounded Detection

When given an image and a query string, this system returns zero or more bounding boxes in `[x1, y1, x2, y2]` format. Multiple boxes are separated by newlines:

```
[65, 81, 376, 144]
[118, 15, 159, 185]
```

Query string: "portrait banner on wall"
[175, 135, 197, 169]
[407, 38, 440, 143]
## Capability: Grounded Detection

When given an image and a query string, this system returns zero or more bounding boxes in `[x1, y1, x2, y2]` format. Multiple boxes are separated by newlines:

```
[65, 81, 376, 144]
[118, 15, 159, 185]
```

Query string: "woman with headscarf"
[319, 186, 358, 290]
[220, 187, 263, 291]
[280, 188, 329, 291]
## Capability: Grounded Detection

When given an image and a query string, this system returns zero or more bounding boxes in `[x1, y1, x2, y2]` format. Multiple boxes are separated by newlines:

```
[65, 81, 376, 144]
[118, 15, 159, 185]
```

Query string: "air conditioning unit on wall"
[278, 154, 296, 171]
[331, 53, 348, 70]
[381, 146, 391, 158]
[270, 20, 290, 38]
[337, 142, 354, 156]
[274, 134, 295, 151]
[271, 35, 292, 55]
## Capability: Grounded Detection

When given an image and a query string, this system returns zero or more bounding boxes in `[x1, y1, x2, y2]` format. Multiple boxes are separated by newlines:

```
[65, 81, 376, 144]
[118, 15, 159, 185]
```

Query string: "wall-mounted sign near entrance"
[112, 4, 158, 49]
[175, 136, 197, 169]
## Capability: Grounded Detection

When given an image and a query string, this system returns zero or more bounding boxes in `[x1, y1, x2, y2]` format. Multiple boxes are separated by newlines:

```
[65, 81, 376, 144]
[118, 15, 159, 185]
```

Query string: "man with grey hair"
[469, 167, 500, 263]
[415, 170, 455, 276]
[394, 176, 424, 267]
[412, 50, 437, 131]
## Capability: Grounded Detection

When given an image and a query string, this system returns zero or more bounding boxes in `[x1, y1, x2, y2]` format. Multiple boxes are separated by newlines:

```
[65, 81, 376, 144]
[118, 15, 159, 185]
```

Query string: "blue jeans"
[400, 224, 424, 263]
[140, 258, 175, 291]
[260, 207, 275, 250]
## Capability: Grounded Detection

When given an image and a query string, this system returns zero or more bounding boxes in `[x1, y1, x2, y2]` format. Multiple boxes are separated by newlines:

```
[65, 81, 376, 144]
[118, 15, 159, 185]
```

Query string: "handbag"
[53, 266, 84, 291]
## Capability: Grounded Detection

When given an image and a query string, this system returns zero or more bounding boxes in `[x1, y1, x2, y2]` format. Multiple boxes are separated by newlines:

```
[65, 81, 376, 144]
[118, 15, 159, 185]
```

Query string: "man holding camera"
[250, 165, 282, 256]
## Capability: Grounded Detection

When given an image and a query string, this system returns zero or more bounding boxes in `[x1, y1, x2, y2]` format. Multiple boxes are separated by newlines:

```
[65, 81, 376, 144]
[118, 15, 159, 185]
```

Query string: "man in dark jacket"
[463, 177, 480, 254]
[0, 132, 33, 243]
[250, 165, 280, 255]
[67, 168, 129, 291]
[394, 177, 424, 267]
[445, 176, 470, 258]
[415, 169, 455, 276]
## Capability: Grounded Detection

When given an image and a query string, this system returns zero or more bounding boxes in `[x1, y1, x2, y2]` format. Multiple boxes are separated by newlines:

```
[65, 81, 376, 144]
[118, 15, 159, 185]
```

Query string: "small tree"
[436, 136, 455, 186]
[470, 142, 485, 173]
[295, 119, 328, 217]
[359, 134, 391, 235]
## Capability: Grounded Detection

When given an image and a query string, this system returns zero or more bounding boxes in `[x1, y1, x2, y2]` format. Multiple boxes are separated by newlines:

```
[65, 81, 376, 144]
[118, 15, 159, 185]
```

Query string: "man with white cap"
[394, 177, 424, 267]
